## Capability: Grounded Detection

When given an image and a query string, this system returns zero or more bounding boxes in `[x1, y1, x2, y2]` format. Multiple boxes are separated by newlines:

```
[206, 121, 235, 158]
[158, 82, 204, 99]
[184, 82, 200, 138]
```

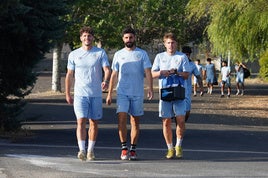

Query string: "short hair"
[163, 32, 177, 42]
[207, 58, 212, 62]
[222, 60, 227, 65]
[80, 26, 94, 36]
[122, 26, 136, 36]
[182, 46, 192, 54]
[196, 59, 200, 63]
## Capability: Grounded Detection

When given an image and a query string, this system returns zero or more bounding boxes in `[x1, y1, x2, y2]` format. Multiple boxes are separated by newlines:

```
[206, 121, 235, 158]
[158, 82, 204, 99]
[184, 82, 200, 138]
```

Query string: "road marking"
[5, 154, 179, 177]
[21, 123, 268, 131]
[1, 142, 268, 155]
[4, 153, 268, 177]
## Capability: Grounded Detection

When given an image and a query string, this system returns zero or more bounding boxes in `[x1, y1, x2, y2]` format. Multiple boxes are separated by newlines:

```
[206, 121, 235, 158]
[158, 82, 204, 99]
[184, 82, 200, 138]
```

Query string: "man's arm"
[144, 68, 153, 100]
[178, 71, 189, 80]
[65, 69, 74, 104]
[106, 70, 117, 105]
[101, 66, 111, 91]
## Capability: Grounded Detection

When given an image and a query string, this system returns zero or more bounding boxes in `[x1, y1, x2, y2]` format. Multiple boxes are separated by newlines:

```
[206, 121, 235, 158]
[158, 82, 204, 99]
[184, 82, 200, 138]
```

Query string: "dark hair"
[182, 46, 192, 54]
[222, 60, 227, 65]
[122, 26, 136, 36]
[80, 26, 94, 36]
[207, 58, 212, 62]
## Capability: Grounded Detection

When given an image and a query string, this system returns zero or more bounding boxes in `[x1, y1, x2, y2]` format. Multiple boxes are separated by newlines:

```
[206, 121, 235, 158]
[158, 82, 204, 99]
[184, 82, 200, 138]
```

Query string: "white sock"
[87, 140, 96, 152]
[167, 143, 173, 150]
[78, 140, 86, 151]
[176, 138, 183, 147]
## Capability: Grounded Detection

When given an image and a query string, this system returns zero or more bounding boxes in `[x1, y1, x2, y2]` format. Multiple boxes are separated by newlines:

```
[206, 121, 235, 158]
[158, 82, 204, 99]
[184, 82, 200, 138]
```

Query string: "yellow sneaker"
[166, 149, 174, 159]
[77, 150, 86, 161]
[87, 151, 95, 161]
[175, 146, 183, 158]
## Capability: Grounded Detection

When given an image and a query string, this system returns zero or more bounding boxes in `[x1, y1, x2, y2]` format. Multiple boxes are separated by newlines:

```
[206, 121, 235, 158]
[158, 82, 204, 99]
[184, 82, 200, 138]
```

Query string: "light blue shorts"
[236, 74, 244, 83]
[159, 99, 186, 118]
[185, 96, 191, 111]
[206, 76, 214, 84]
[73, 96, 102, 120]
[116, 94, 144, 116]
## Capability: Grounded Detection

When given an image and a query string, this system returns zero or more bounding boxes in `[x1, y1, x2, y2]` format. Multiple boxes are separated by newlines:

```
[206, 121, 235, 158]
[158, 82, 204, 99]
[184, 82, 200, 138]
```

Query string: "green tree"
[65, 0, 199, 49]
[52, 0, 205, 92]
[186, 0, 268, 79]
[0, 0, 68, 131]
[259, 49, 268, 81]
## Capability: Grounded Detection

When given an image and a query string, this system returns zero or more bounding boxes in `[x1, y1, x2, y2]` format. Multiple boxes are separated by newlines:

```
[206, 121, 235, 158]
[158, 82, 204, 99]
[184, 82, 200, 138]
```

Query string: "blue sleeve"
[152, 54, 160, 71]
[101, 50, 110, 67]
[67, 52, 75, 70]
[143, 51, 152, 69]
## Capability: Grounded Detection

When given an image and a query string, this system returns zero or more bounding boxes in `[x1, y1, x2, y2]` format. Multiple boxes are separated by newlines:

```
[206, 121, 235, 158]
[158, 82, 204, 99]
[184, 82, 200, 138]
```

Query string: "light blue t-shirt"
[151, 51, 190, 89]
[112, 47, 152, 97]
[185, 61, 200, 99]
[235, 64, 244, 78]
[67, 46, 110, 97]
[194, 63, 203, 81]
[205, 63, 215, 79]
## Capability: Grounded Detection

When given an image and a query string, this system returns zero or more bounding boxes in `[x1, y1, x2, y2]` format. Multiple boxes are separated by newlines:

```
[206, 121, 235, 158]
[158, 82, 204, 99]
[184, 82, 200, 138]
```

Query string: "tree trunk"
[52, 43, 63, 92]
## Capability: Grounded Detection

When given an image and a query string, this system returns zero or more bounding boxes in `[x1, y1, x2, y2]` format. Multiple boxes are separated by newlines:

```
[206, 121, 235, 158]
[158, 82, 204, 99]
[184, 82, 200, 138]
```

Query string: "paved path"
[0, 75, 268, 178]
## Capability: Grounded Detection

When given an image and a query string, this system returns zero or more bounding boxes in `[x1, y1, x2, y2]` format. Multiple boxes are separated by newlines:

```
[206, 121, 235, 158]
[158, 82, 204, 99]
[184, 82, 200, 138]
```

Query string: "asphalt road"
[0, 75, 268, 178]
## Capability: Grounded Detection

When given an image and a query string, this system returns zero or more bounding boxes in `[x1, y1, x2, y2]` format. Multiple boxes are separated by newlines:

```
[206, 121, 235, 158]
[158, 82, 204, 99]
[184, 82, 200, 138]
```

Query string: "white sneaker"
[236, 90, 240, 95]
[77, 150, 86, 161]
[87, 151, 95, 161]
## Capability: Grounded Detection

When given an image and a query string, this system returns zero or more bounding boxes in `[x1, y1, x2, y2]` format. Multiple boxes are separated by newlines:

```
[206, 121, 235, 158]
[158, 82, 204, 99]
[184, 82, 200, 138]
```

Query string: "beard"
[125, 42, 135, 48]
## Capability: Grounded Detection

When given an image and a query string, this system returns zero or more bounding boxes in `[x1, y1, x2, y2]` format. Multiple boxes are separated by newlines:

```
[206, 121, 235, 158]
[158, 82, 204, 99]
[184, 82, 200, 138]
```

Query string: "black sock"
[130, 144, 136, 152]
[121, 142, 127, 150]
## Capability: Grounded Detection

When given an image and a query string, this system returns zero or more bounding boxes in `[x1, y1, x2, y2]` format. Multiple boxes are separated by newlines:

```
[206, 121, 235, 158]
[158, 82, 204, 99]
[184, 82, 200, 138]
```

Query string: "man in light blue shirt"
[204, 58, 216, 94]
[152, 33, 189, 159]
[65, 26, 111, 161]
[182, 46, 203, 122]
[193, 59, 204, 96]
[106, 27, 153, 160]
[235, 61, 247, 95]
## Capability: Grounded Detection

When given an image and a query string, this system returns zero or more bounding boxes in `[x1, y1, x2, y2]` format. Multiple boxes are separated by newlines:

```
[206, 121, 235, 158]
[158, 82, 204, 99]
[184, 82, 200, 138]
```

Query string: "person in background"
[151, 33, 189, 159]
[193, 59, 204, 96]
[182, 46, 203, 122]
[220, 60, 231, 98]
[235, 61, 247, 95]
[106, 27, 153, 161]
[65, 26, 111, 161]
[204, 58, 216, 94]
